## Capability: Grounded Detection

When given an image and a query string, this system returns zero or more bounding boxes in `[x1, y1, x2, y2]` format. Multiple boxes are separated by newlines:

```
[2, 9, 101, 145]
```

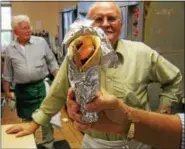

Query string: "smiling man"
[6, 2, 182, 149]
[68, 2, 182, 148]
[88, 2, 122, 48]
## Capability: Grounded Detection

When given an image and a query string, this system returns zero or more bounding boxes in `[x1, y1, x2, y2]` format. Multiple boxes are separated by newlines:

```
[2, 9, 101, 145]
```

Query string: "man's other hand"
[6, 121, 39, 137]
[5, 92, 13, 100]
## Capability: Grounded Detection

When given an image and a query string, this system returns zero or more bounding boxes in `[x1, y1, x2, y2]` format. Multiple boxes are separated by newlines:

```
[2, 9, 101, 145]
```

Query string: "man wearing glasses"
[6, 2, 182, 149]
[67, 2, 182, 148]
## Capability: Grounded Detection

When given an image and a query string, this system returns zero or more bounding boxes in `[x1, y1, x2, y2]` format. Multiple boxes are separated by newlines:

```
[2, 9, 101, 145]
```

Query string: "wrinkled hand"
[6, 121, 39, 137]
[73, 110, 125, 134]
[87, 89, 128, 125]
[86, 89, 120, 112]
[70, 88, 130, 135]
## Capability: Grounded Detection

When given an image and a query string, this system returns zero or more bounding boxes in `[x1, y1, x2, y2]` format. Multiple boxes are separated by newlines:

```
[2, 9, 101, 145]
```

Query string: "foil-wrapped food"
[62, 19, 119, 123]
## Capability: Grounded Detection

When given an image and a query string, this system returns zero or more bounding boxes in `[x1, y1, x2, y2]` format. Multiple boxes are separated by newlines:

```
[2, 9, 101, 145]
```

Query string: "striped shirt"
[178, 113, 185, 149]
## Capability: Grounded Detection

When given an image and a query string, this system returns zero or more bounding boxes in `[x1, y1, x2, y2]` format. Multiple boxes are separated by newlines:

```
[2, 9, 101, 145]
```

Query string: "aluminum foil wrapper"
[68, 60, 100, 123]
[62, 19, 119, 67]
[63, 19, 119, 123]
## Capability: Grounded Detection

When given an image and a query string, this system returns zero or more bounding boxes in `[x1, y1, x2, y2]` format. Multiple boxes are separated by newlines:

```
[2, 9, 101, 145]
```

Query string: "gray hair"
[11, 15, 31, 30]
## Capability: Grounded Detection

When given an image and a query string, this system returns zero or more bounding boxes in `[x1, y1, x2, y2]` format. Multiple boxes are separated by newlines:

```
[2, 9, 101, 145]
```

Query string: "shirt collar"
[29, 36, 34, 44]
[11, 36, 34, 47]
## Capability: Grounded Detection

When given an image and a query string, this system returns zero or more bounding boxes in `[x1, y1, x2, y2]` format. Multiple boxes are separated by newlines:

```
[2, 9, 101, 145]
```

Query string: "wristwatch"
[126, 122, 135, 141]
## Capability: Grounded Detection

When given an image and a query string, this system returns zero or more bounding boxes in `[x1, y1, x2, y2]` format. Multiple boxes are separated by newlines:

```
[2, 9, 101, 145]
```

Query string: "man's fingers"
[67, 100, 79, 112]
[73, 112, 83, 123]
[86, 101, 98, 112]
[6, 126, 23, 134]
[16, 130, 31, 137]
[69, 102, 79, 110]
[86, 92, 104, 112]
[67, 88, 75, 101]
[86, 90, 120, 112]
[67, 88, 79, 109]
[67, 104, 80, 119]
[6, 126, 14, 132]
[67, 88, 81, 120]
[95, 90, 101, 97]
[84, 90, 102, 112]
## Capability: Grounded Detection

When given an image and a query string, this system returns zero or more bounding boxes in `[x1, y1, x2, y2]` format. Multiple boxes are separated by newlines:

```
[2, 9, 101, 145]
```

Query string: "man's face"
[14, 21, 31, 42]
[88, 3, 122, 47]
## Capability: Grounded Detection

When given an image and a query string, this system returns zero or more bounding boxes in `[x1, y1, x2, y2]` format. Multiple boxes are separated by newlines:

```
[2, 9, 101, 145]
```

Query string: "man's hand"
[157, 105, 171, 114]
[5, 92, 13, 100]
[6, 121, 40, 137]
[73, 110, 125, 134]
[67, 88, 80, 120]
[86, 89, 129, 125]
[67, 88, 130, 135]
[4, 92, 16, 111]
[67, 88, 92, 131]
[86, 89, 120, 112]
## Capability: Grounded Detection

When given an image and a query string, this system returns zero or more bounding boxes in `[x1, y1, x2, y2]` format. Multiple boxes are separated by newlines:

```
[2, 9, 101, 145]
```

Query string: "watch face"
[127, 123, 135, 140]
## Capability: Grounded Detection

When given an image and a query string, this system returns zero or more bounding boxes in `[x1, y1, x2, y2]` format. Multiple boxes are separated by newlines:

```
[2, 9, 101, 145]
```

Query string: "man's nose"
[101, 18, 110, 27]
[26, 30, 31, 33]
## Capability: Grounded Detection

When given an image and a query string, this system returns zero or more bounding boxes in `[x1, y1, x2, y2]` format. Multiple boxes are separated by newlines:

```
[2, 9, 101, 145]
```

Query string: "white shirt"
[19, 44, 26, 56]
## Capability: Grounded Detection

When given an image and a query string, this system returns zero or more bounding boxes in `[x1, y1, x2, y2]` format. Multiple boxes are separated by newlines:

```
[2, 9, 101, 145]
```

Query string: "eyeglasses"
[19, 26, 32, 31]
[93, 16, 121, 25]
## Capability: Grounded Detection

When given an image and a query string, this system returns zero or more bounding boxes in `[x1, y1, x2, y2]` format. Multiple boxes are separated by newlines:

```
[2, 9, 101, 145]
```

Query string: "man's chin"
[22, 37, 31, 42]
[25, 36, 31, 40]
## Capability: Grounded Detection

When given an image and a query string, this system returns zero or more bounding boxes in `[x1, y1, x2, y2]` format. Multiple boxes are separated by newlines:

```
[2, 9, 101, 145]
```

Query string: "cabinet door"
[77, 1, 95, 19]
[58, 6, 77, 64]
[59, 6, 77, 44]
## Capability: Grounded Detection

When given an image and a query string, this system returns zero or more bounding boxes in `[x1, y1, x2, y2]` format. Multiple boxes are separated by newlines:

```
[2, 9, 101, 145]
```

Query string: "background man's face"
[89, 3, 122, 47]
[14, 21, 31, 42]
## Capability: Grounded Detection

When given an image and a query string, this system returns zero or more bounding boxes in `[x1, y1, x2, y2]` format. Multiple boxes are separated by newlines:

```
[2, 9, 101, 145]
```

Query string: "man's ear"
[13, 29, 18, 37]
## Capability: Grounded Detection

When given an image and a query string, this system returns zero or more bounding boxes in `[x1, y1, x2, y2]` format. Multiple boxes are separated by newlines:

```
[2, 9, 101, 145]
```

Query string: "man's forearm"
[3, 80, 11, 93]
[124, 104, 182, 149]
[158, 71, 183, 113]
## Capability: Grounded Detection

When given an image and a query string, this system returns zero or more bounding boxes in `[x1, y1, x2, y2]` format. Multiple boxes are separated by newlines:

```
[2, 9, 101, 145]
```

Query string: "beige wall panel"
[12, 1, 78, 36]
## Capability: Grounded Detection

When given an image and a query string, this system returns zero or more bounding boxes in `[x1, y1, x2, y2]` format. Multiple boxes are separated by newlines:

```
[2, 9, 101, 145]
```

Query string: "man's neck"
[17, 38, 29, 46]
[112, 40, 118, 49]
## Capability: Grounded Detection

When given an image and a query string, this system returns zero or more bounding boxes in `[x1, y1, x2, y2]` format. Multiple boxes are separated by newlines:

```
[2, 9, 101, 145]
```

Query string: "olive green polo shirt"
[32, 39, 182, 141]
